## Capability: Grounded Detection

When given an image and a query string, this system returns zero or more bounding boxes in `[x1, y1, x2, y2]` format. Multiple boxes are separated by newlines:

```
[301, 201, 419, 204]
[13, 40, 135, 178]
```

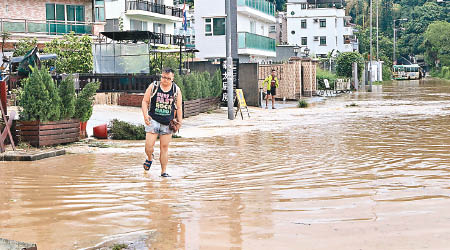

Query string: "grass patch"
[298, 99, 309, 108]
[111, 243, 128, 250]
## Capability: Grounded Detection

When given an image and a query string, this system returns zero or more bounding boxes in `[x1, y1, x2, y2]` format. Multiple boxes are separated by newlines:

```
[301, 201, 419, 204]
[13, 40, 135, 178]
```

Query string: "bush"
[298, 99, 308, 108]
[58, 76, 76, 119]
[336, 52, 364, 78]
[316, 68, 337, 89]
[19, 67, 61, 121]
[74, 82, 100, 122]
[174, 70, 222, 101]
[382, 64, 393, 81]
[108, 119, 146, 140]
[211, 69, 222, 98]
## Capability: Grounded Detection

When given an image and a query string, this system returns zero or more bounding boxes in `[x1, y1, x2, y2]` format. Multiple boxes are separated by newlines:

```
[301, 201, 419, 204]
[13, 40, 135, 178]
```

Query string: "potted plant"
[74, 81, 100, 138]
[16, 67, 80, 147]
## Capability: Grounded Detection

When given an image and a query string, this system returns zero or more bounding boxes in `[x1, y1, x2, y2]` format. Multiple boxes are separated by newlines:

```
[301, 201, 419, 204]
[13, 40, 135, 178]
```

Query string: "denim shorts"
[145, 119, 172, 135]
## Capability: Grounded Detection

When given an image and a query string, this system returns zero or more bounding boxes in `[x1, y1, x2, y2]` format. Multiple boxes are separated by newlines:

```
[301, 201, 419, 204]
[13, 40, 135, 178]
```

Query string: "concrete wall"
[238, 63, 259, 107]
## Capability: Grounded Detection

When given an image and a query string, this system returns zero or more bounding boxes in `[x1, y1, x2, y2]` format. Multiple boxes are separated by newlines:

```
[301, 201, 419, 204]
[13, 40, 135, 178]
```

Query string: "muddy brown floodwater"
[1, 79, 450, 250]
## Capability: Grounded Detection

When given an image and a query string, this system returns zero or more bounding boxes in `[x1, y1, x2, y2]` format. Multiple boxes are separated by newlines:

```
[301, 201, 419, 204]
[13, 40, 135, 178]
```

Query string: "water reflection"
[1, 79, 450, 249]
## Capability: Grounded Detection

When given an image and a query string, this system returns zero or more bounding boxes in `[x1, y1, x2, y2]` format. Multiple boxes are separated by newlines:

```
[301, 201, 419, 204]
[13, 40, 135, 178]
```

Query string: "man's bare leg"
[265, 94, 270, 109]
[159, 134, 172, 175]
[272, 95, 276, 109]
[145, 133, 158, 161]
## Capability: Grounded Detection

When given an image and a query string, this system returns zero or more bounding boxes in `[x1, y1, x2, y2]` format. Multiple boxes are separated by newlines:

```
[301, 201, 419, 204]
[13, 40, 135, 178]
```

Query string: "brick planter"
[16, 119, 80, 147]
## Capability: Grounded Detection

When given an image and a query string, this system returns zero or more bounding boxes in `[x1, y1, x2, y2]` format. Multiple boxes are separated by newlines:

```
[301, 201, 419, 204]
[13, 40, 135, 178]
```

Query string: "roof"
[100, 31, 160, 41]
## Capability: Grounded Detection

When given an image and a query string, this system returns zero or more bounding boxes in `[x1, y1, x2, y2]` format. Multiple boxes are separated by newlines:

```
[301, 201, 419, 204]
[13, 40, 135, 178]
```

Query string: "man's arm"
[175, 86, 183, 128]
[141, 83, 153, 125]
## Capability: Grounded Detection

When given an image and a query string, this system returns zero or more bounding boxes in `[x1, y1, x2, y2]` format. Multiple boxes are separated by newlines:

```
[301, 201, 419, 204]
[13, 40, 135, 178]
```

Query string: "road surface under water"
[1, 79, 450, 249]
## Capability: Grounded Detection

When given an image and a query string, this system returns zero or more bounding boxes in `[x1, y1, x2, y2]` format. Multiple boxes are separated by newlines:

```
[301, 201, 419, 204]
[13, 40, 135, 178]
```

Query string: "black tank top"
[149, 83, 176, 125]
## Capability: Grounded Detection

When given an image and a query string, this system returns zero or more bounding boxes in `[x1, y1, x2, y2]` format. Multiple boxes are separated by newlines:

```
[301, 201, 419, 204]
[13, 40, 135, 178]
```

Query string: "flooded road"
[1, 79, 450, 249]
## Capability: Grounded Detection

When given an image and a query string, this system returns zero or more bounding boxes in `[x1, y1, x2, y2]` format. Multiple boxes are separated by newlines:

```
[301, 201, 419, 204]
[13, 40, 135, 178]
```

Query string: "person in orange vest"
[262, 69, 279, 109]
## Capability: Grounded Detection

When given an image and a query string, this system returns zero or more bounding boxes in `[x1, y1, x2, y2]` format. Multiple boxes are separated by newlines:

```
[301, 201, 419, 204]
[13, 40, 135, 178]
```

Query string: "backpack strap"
[150, 81, 160, 99]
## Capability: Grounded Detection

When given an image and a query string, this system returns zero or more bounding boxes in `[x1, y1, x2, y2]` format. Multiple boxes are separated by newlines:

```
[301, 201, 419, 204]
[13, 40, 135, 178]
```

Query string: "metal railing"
[0, 18, 93, 35]
[151, 33, 185, 46]
[238, 32, 276, 52]
[126, 0, 183, 18]
[237, 0, 276, 17]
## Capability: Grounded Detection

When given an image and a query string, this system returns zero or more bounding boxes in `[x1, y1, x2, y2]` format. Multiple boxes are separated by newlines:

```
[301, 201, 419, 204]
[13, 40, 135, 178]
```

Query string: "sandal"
[161, 173, 171, 177]
[143, 159, 152, 171]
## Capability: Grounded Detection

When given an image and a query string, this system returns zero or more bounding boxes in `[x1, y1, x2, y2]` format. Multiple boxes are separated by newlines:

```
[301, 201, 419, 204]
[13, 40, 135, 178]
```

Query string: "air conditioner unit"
[314, 36, 319, 41]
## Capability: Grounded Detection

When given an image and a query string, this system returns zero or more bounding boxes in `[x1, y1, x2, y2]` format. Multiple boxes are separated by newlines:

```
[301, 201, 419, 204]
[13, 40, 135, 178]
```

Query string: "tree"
[44, 33, 93, 73]
[13, 38, 38, 57]
[380, 0, 393, 35]
[336, 52, 364, 78]
[19, 67, 61, 121]
[74, 82, 100, 122]
[58, 76, 76, 120]
[1, 32, 10, 59]
[424, 21, 450, 67]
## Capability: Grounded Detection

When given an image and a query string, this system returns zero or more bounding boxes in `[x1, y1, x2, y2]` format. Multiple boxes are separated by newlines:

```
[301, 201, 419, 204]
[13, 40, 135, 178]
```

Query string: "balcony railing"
[238, 32, 275, 52]
[0, 18, 92, 35]
[126, 0, 183, 18]
[237, 0, 276, 17]
[152, 33, 185, 46]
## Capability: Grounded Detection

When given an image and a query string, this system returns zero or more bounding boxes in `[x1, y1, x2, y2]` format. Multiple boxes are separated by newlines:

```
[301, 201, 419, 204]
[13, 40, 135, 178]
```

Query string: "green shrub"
[316, 68, 337, 89]
[382, 64, 393, 81]
[74, 82, 100, 122]
[19, 67, 61, 121]
[211, 69, 222, 97]
[336, 52, 364, 78]
[108, 119, 146, 140]
[58, 76, 76, 119]
[298, 99, 308, 108]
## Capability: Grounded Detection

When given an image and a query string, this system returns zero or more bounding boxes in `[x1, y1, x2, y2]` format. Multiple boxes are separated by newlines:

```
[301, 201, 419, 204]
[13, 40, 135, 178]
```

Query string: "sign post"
[235, 89, 250, 120]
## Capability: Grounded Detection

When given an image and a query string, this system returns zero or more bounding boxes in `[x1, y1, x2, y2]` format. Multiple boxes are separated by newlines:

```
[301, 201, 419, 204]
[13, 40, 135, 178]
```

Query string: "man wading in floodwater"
[263, 69, 279, 109]
[141, 68, 183, 177]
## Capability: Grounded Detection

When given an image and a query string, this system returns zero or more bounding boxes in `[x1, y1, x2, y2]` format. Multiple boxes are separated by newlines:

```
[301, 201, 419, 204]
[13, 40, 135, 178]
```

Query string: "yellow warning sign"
[235, 89, 247, 108]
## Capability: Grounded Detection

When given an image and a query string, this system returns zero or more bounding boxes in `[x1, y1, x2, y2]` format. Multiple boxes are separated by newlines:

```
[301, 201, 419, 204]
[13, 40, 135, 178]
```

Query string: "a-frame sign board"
[235, 89, 250, 120]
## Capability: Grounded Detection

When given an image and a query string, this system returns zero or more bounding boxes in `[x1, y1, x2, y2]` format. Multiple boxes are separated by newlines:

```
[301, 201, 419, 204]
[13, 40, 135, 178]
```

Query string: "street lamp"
[293, 45, 300, 57]
[393, 18, 408, 65]
[304, 47, 310, 57]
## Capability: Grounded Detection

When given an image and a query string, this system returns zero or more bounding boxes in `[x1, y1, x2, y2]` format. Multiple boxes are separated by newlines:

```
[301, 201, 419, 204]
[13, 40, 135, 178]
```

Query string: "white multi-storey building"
[195, 0, 277, 63]
[287, 0, 357, 58]
[104, 0, 183, 43]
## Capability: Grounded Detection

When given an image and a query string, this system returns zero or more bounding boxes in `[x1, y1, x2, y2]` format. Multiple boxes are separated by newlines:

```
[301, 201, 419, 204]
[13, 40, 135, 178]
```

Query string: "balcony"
[238, 32, 276, 57]
[0, 18, 92, 35]
[237, 0, 276, 23]
[125, 0, 183, 22]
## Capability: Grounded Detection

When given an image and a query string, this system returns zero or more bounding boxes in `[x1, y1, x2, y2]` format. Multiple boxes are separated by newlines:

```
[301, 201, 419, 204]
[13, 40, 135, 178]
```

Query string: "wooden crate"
[17, 119, 80, 147]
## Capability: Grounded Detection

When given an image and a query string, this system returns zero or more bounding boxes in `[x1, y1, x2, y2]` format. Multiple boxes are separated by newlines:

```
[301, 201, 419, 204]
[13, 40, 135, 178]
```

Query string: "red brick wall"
[119, 94, 145, 107]
[0, 0, 93, 22]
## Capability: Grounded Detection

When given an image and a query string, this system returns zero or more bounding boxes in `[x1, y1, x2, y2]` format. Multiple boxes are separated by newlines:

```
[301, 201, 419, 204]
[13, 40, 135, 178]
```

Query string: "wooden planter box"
[183, 98, 220, 118]
[16, 119, 80, 147]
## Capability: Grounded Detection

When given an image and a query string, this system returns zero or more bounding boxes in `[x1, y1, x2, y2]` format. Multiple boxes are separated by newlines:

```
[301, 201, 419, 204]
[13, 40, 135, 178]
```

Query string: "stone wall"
[258, 61, 302, 100]
[301, 59, 318, 97]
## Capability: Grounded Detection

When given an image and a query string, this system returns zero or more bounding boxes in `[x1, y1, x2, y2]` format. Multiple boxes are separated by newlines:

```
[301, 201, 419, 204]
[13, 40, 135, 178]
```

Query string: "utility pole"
[393, 18, 407, 65]
[376, 0, 379, 62]
[226, 0, 234, 120]
[369, 0, 373, 87]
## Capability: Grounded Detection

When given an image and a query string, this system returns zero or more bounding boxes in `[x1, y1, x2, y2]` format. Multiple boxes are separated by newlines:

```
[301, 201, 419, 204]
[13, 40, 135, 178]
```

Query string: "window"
[46, 3, 86, 34]
[301, 19, 307, 29]
[301, 37, 307, 46]
[105, 19, 119, 31]
[301, 4, 307, 9]
[205, 18, 212, 36]
[205, 17, 225, 36]
[94, 0, 105, 22]
[320, 36, 327, 45]
[269, 25, 276, 33]
[343, 35, 351, 44]
[153, 23, 165, 33]
[320, 19, 326, 27]
[130, 19, 147, 31]
[250, 21, 256, 33]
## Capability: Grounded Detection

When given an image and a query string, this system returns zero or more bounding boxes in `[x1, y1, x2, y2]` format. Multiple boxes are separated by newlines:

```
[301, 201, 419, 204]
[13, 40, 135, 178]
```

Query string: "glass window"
[301, 4, 307, 9]
[205, 18, 212, 36]
[250, 21, 256, 33]
[269, 25, 276, 33]
[46, 4, 55, 20]
[67, 5, 76, 21]
[56, 4, 65, 21]
[301, 20, 307, 29]
[213, 18, 225, 36]
[320, 19, 326, 28]
[320, 36, 326, 45]
[131, 19, 147, 31]
[95, 7, 105, 22]
[301, 37, 307, 45]
[75, 5, 85, 22]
